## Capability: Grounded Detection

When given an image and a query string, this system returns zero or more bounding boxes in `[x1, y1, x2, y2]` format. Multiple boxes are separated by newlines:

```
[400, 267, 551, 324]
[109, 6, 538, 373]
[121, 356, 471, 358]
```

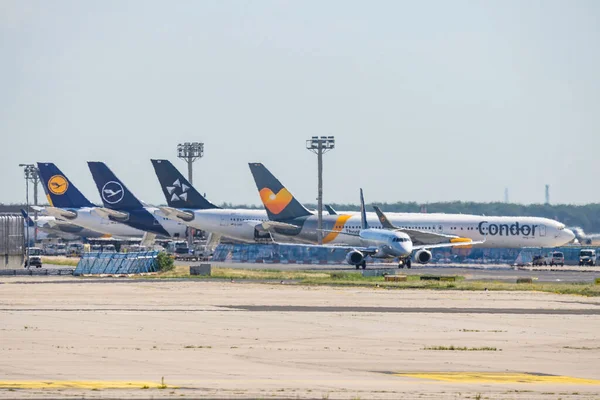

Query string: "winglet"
[359, 188, 369, 230]
[372, 205, 397, 230]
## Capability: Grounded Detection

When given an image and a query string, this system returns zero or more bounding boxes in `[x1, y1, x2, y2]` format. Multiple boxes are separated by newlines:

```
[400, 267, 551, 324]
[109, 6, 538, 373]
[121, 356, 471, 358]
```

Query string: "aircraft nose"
[560, 228, 576, 244]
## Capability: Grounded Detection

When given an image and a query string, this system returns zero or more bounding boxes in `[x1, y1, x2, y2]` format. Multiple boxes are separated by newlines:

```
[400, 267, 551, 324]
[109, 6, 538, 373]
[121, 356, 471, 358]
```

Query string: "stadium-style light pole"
[19, 164, 40, 242]
[18, 164, 35, 265]
[177, 142, 204, 247]
[177, 142, 204, 185]
[306, 136, 335, 244]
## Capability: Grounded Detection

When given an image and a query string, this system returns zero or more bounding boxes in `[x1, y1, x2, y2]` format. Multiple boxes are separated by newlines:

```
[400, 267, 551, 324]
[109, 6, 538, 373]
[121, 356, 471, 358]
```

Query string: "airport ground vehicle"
[548, 251, 564, 266]
[579, 249, 596, 266]
[66, 243, 84, 257]
[24, 247, 43, 268]
[44, 244, 56, 255]
[532, 255, 547, 266]
[55, 243, 67, 256]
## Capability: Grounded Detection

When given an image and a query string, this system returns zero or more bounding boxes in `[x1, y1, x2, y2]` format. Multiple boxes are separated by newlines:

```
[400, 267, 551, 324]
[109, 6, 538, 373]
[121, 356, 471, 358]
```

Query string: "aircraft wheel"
[355, 265, 360, 270]
[407, 260, 412, 269]
[361, 261, 367, 270]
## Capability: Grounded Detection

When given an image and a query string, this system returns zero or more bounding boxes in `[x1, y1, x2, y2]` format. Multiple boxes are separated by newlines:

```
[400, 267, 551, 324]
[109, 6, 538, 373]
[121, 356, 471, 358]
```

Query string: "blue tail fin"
[359, 188, 369, 230]
[37, 162, 95, 208]
[151, 159, 219, 210]
[248, 163, 312, 221]
[20, 209, 35, 227]
[87, 162, 144, 210]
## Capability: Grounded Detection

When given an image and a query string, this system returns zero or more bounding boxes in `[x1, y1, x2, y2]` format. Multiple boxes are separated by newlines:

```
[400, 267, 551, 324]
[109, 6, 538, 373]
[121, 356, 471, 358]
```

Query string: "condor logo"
[259, 187, 293, 215]
[478, 221, 538, 236]
[48, 175, 68, 195]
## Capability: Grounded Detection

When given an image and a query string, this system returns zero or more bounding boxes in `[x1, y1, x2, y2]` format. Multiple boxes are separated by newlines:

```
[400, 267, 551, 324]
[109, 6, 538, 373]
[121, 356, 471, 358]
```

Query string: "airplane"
[87, 162, 188, 239]
[152, 159, 574, 260]
[247, 163, 576, 254]
[21, 209, 107, 240]
[319, 189, 485, 269]
[151, 159, 272, 243]
[569, 227, 600, 246]
[36, 162, 150, 238]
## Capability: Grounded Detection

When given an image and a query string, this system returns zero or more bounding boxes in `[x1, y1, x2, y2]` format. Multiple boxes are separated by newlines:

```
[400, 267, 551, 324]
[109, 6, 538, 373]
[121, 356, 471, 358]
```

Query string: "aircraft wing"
[372, 206, 460, 245]
[399, 229, 462, 246]
[92, 207, 129, 221]
[158, 206, 194, 222]
[413, 237, 486, 250]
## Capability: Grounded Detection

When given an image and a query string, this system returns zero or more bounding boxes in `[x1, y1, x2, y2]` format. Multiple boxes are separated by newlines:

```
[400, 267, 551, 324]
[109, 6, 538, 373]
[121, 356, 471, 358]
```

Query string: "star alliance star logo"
[166, 179, 189, 202]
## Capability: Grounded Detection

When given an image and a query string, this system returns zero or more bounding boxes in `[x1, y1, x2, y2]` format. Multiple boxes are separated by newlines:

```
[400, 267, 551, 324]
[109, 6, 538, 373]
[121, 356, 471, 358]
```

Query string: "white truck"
[579, 249, 596, 266]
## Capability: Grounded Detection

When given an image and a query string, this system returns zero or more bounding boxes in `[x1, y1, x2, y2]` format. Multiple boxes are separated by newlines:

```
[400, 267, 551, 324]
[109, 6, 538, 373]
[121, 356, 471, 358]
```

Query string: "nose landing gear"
[398, 258, 412, 269]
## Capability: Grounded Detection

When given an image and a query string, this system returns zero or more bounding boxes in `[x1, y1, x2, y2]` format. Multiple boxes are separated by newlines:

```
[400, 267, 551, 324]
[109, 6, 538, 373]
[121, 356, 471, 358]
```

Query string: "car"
[24, 247, 43, 268]
[579, 249, 596, 266]
[532, 255, 547, 266]
[549, 251, 564, 266]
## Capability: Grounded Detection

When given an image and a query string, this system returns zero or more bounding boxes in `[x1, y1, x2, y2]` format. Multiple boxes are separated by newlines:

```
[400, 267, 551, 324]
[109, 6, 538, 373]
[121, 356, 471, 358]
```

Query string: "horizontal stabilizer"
[159, 207, 194, 222]
[93, 207, 130, 221]
[261, 220, 301, 231]
[44, 207, 77, 220]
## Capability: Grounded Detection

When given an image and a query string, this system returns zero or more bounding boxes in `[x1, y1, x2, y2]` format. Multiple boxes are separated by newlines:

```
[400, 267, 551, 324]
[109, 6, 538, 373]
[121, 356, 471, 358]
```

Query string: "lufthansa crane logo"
[101, 181, 124, 204]
[48, 175, 68, 195]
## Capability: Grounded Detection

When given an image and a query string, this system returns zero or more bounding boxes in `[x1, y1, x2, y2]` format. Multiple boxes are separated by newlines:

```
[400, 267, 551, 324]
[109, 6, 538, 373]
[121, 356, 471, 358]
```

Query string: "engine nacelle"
[414, 249, 432, 264]
[345, 250, 365, 266]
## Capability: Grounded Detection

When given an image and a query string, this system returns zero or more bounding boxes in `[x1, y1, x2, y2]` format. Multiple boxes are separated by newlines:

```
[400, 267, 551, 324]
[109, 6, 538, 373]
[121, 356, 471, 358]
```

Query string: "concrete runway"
[1, 277, 600, 399]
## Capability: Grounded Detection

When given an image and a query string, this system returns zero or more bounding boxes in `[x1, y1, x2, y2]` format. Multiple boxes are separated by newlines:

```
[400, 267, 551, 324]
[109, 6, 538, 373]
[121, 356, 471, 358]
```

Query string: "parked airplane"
[37, 162, 149, 238]
[151, 159, 272, 243]
[570, 227, 600, 246]
[21, 209, 106, 240]
[87, 162, 187, 238]
[248, 163, 576, 250]
[319, 189, 484, 269]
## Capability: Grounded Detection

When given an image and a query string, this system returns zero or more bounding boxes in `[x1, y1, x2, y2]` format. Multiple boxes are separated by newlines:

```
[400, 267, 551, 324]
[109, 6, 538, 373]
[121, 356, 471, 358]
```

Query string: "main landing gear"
[355, 261, 367, 270]
[398, 259, 411, 269]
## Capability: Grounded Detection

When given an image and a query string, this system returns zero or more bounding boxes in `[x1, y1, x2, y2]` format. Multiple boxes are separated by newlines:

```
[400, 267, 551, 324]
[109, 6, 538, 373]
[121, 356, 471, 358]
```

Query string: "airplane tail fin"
[87, 162, 143, 210]
[359, 188, 369, 230]
[36, 163, 95, 208]
[20, 209, 35, 227]
[248, 163, 312, 221]
[151, 159, 219, 210]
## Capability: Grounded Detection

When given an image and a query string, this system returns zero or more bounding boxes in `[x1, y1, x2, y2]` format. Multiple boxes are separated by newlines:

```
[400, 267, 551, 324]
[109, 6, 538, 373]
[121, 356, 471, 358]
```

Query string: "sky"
[1, 0, 599, 207]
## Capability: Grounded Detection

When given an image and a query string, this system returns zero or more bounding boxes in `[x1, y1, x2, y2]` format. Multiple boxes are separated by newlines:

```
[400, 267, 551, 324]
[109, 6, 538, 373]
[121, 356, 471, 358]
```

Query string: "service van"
[579, 249, 596, 266]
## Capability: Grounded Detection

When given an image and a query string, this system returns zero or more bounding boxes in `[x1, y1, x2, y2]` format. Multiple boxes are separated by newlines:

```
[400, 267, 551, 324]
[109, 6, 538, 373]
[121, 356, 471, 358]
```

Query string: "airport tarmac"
[1, 277, 600, 399]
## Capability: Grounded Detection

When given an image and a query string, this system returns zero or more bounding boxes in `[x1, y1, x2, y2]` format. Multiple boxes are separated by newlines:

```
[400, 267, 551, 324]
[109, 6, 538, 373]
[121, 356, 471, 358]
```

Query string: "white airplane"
[152, 160, 575, 260]
[318, 189, 485, 269]
[37, 162, 154, 239]
[570, 227, 600, 246]
[21, 209, 107, 240]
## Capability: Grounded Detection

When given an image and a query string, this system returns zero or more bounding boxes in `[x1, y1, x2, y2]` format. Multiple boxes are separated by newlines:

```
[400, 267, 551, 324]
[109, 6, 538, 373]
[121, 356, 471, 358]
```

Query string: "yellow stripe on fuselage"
[323, 214, 353, 244]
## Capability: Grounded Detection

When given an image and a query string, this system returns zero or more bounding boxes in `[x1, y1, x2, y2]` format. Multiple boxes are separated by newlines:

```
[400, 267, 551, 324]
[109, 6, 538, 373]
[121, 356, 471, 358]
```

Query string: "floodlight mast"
[306, 136, 335, 244]
[19, 163, 37, 264]
[177, 142, 204, 185]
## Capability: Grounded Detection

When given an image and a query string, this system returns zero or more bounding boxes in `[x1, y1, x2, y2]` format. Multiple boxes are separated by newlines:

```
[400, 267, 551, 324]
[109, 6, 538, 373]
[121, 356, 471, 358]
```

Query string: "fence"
[74, 251, 159, 275]
[0, 215, 24, 269]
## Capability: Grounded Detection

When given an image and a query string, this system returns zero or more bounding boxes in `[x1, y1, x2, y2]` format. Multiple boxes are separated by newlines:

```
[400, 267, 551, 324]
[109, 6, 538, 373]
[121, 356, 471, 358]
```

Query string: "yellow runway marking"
[0, 381, 173, 389]
[394, 372, 600, 384]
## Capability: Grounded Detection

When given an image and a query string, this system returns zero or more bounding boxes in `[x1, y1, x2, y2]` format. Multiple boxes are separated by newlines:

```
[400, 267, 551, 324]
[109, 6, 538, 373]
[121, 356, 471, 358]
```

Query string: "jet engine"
[345, 250, 365, 266]
[414, 249, 432, 264]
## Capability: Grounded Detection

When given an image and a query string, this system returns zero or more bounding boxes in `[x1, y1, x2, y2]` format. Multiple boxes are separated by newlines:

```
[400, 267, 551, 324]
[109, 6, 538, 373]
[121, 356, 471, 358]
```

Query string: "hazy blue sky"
[1, 0, 599, 206]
